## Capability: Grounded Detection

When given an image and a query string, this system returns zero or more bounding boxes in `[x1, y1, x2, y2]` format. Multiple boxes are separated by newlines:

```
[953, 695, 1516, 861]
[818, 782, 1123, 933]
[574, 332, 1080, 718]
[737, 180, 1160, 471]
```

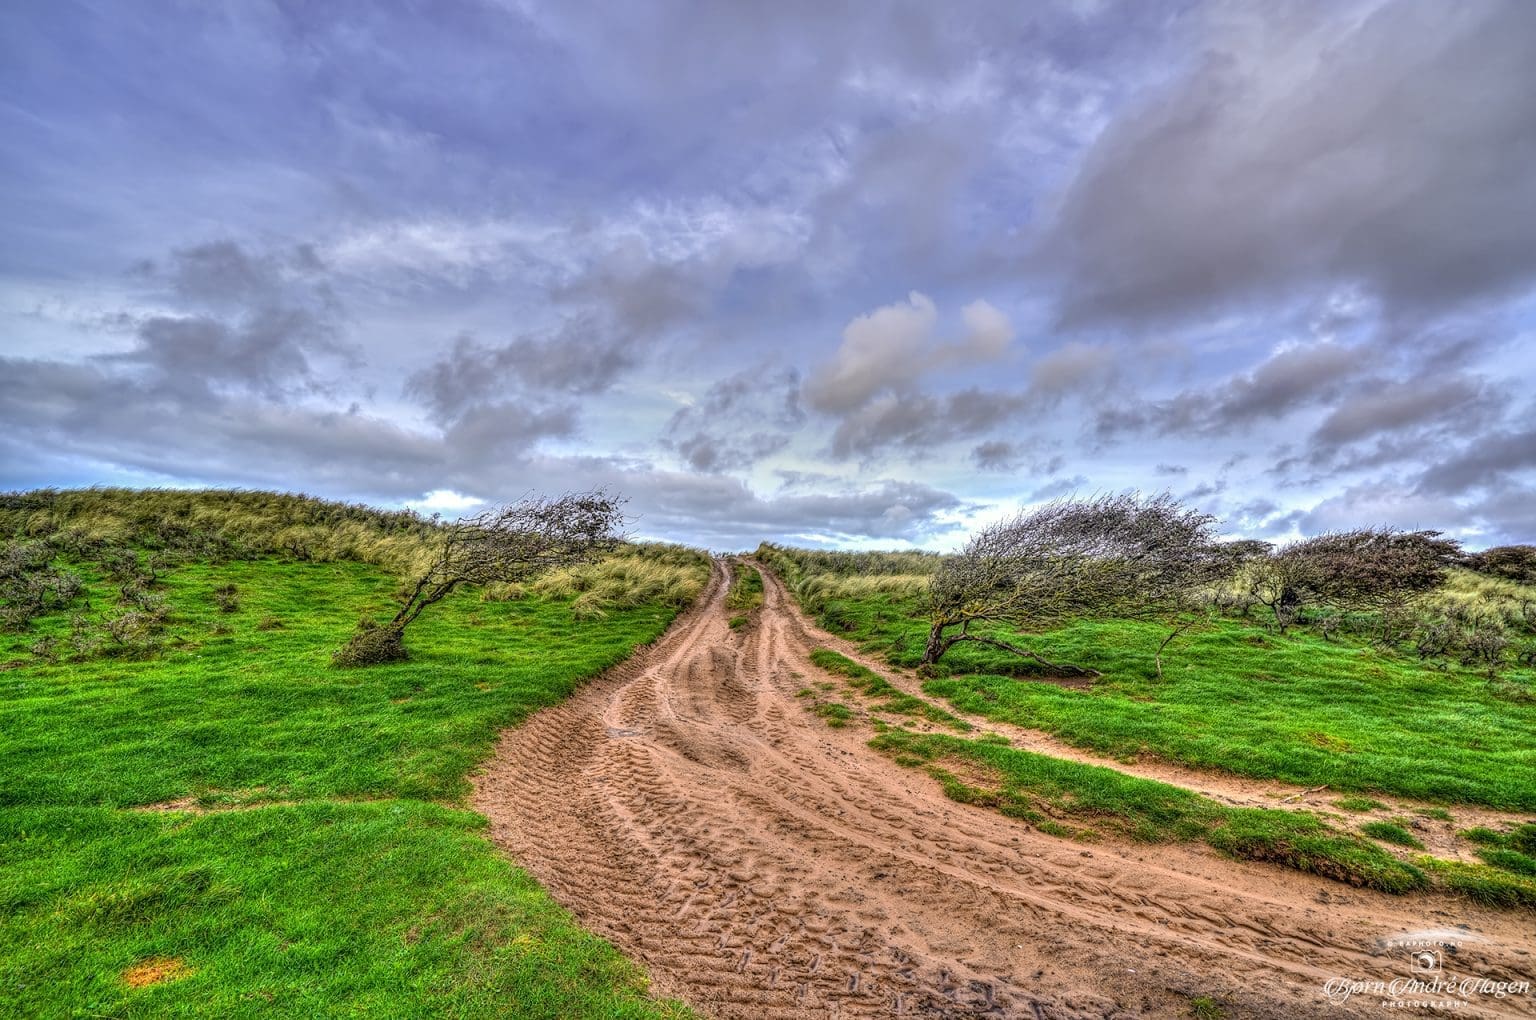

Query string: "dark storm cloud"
[1414, 424, 1536, 496]
[405, 320, 634, 425]
[146, 241, 333, 311]
[971, 441, 1022, 472]
[1312, 377, 1489, 448]
[598, 470, 969, 548]
[1041, 0, 1536, 328]
[825, 388, 1039, 463]
[1293, 370, 1516, 483]
[1027, 475, 1089, 502]
[0, 353, 582, 500]
[0, 357, 440, 496]
[802, 293, 1013, 416]
[0, 239, 579, 500]
[1024, 343, 1121, 405]
[665, 367, 805, 473]
[104, 241, 348, 402]
[1096, 342, 1368, 440]
[802, 293, 1030, 460]
[801, 296, 1138, 464]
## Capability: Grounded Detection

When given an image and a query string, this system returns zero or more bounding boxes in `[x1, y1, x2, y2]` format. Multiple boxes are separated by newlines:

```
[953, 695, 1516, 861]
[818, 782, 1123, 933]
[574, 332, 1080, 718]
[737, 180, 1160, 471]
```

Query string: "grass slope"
[917, 618, 1536, 811]
[869, 727, 1428, 894]
[799, 649, 1534, 905]
[757, 546, 1536, 811]
[1, 804, 686, 1019]
[1, 551, 700, 1018]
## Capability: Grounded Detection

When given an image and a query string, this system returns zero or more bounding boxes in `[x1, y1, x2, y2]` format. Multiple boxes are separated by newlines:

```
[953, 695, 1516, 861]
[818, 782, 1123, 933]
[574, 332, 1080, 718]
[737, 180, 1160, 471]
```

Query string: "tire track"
[472, 559, 1536, 1018]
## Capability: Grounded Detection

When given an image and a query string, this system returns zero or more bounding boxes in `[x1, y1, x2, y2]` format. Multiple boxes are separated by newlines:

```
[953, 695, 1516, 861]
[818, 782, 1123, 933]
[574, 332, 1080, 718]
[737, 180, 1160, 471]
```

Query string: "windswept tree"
[1248, 528, 1460, 636]
[333, 491, 625, 665]
[1463, 544, 1536, 585]
[1245, 549, 1313, 634]
[921, 492, 1223, 678]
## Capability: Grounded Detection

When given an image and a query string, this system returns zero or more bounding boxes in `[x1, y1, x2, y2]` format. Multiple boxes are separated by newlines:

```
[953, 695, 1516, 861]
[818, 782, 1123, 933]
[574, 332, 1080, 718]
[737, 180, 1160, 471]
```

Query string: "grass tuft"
[1360, 820, 1425, 849]
[1415, 856, 1536, 909]
[809, 648, 969, 731]
[725, 561, 764, 615]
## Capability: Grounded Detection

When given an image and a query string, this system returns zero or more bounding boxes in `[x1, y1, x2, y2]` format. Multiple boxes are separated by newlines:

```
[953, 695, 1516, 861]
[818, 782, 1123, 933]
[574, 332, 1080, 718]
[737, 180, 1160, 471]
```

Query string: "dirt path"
[472, 560, 1536, 1018]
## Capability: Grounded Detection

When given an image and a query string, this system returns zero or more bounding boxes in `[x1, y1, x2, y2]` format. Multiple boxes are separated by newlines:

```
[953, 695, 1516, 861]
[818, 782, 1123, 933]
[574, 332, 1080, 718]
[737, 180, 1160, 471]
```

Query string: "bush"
[332, 620, 408, 667]
[211, 583, 240, 613]
[29, 636, 59, 663]
[1249, 529, 1460, 635]
[1463, 545, 1536, 585]
[0, 540, 86, 631]
[1461, 628, 1510, 673]
[98, 608, 168, 659]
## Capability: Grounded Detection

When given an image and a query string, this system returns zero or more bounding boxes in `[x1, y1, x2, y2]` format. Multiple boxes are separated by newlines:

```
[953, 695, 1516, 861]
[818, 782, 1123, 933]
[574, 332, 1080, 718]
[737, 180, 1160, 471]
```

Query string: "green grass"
[771, 580, 1536, 810]
[803, 640, 1474, 900]
[1455, 823, 1536, 880]
[1334, 796, 1387, 812]
[724, 561, 763, 615]
[1360, 820, 1424, 849]
[807, 648, 969, 731]
[1415, 856, 1536, 909]
[867, 728, 1429, 894]
[860, 713, 1532, 908]
[1189, 996, 1227, 1020]
[1, 558, 683, 807]
[812, 702, 854, 728]
[0, 804, 688, 1018]
[789, 615, 1526, 906]
[1478, 847, 1536, 877]
[0, 552, 702, 1017]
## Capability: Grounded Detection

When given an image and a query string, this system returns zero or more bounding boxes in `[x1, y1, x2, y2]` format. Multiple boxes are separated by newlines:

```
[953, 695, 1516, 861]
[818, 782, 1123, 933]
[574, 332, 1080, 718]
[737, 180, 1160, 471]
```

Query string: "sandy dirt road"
[472, 560, 1535, 1018]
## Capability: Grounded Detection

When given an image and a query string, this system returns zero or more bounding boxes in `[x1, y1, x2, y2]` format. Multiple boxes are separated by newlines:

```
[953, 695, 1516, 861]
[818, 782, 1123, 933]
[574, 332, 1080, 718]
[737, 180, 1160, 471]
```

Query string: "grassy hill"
[758, 542, 1536, 906]
[1, 489, 704, 1018]
[757, 543, 1536, 811]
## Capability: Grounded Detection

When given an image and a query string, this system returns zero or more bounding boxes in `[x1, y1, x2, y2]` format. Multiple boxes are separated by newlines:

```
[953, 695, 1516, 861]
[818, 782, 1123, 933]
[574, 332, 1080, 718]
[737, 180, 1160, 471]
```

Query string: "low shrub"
[211, 583, 240, 613]
[332, 620, 408, 667]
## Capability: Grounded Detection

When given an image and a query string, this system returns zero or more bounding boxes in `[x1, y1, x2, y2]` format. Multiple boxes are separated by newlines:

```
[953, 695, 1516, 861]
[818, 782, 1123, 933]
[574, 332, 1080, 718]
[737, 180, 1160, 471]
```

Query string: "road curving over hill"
[472, 559, 1535, 1019]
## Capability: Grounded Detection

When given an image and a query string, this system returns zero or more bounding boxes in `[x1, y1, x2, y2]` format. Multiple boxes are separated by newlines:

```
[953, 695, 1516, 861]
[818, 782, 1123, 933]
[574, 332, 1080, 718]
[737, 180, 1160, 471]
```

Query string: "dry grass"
[121, 956, 193, 988]
[1424, 569, 1536, 633]
[793, 573, 930, 605]
[485, 543, 709, 614]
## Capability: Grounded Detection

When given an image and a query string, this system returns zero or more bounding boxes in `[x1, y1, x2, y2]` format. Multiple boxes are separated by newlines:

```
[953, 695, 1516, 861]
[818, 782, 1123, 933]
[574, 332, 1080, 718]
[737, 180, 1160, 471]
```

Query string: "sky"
[2, 0, 1533, 550]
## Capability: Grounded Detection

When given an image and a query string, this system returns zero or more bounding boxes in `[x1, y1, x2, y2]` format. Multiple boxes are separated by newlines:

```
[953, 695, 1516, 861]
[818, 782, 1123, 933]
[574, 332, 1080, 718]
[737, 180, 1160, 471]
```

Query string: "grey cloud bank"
[1, 0, 1532, 548]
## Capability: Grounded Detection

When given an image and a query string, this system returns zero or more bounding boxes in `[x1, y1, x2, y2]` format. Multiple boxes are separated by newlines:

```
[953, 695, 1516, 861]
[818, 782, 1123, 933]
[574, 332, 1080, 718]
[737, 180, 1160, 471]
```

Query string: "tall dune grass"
[3, 490, 712, 622]
[2, 487, 436, 573]
[1426, 569, 1536, 633]
[486, 543, 709, 617]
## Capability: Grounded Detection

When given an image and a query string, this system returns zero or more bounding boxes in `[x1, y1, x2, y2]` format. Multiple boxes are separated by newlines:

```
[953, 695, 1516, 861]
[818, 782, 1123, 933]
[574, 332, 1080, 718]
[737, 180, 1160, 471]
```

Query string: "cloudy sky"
[3, 0, 1533, 549]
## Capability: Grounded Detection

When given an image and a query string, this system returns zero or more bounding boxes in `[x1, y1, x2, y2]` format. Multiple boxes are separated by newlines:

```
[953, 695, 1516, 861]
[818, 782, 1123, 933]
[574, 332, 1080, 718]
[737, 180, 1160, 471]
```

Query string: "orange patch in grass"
[121, 956, 192, 988]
